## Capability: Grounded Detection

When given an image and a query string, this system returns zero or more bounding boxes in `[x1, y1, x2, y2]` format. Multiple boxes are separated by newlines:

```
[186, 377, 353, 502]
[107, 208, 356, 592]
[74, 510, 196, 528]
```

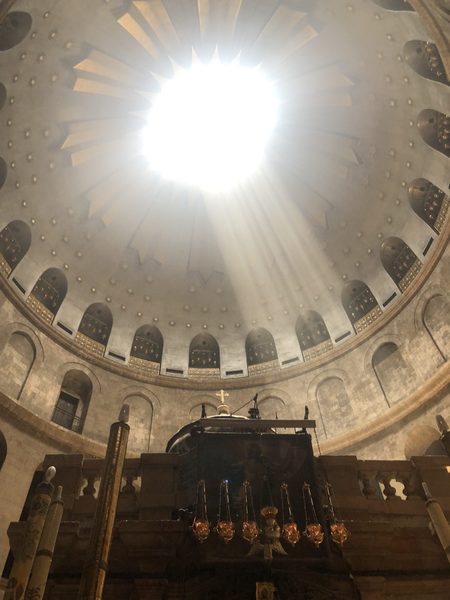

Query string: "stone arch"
[372, 342, 416, 407]
[245, 328, 278, 375]
[371, 0, 414, 10]
[189, 400, 218, 421]
[27, 268, 68, 323]
[315, 376, 354, 439]
[0, 430, 6, 471]
[295, 311, 332, 361]
[417, 109, 450, 158]
[188, 333, 220, 379]
[51, 369, 92, 433]
[76, 303, 113, 353]
[380, 236, 422, 292]
[0, 12, 32, 51]
[123, 393, 154, 453]
[423, 294, 450, 360]
[307, 369, 353, 438]
[404, 40, 449, 85]
[0, 331, 36, 400]
[130, 324, 163, 376]
[257, 396, 291, 420]
[408, 179, 449, 234]
[342, 280, 382, 333]
[0, 220, 31, 276]
[56, 361, 101, 393]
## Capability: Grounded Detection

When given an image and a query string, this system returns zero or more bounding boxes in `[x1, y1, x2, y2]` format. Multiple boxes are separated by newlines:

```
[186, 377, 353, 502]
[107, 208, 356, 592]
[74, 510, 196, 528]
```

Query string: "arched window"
[126, 395, 153, 452]
[27, 268, 67, 324]
[342, 280, 382, 333]
[76, 303, 113, 356]
[52, 370, 92, 433]
[423, 295, 450, 360]
[0, 431, 7, 471]
[372, 342, 415, 406]
[380, 237, 422, 292]
[129, 324, 163, 375]
[417, 109, 450, 158]
[0, 332, 35, 400]
[404, 41, 449, 85]
[245, 328, 278, 375]
[372, 0, 413, 10]
[408, 179, 449, 234]
[316, 377, 354, 438]
[188, 333, 220, 379]
[0, 220, 31, 277]
[0, 12, 32, 51]
[295, 311, 332, 361]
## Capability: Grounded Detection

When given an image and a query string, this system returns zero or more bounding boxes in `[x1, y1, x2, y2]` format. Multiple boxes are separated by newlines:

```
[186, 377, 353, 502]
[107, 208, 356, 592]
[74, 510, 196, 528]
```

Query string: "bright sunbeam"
[142, 61, 278, 192]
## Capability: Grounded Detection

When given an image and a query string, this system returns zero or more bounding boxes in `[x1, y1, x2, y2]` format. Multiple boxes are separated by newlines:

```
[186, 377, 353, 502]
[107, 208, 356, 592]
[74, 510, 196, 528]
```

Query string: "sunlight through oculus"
[143, 62, 278, 192]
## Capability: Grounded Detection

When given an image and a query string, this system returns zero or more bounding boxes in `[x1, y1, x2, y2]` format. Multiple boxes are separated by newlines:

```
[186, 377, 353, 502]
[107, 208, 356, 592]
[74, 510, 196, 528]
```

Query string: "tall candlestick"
[5, 467, 56, 600]
[422, 482, 450, 565]
[24, 486, 64, 600]
[77, 405, 130, 600]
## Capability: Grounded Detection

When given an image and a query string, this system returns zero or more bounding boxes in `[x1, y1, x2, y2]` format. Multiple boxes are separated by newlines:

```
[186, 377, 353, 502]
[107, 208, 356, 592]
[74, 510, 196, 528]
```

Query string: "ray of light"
[118, 11, 160, 60]
[134, 0, 181, 53]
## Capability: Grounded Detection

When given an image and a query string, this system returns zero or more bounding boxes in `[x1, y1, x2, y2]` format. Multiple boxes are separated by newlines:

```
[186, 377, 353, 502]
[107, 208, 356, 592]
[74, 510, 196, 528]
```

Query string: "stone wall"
[1, 243, 449, 462]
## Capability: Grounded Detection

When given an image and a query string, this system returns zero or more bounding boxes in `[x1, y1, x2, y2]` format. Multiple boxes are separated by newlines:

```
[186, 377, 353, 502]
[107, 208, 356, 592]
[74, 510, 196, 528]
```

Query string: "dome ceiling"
[0, 0, 448, 381]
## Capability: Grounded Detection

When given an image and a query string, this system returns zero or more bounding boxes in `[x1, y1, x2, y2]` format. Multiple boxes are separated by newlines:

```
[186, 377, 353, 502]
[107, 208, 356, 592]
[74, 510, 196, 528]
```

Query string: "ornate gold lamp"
[280, 482, 301, 546]
[191, 480, 210, 543]
[325, 482, 350, 547]
[242, 481, 260, 544]
[302, 483, 324, 548]
[215, 480, 235, 543]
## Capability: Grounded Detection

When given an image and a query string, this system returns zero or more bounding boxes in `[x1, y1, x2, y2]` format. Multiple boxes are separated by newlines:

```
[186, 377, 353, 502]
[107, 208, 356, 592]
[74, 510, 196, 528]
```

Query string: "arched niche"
[404, 41, 449, 85]
[27, 268, 68, 324]
[129, 324, 163, 375]
[125, 395, 153, 453]
[0, 12, 32, 51]
[188, 333, 220, 379]
[245, 328, 278, 375]
[51, 369, 92, 433]
[423, 295, 450, 360]
[189, 401, 217, 421]
[76, 303, 113, 356]
[408, 179, 449, 234]
[0, 331, 35, 400]
[380, 237, 422, 292]
[342, 280, 382, 333]
[372, 342, 415, 406]
[295, 311, 332, 361]
[257, 396, 290, 420]
[417, 109, 450, 158]
[0, 220, 31, 276]
[316, 377, 354, 438]
[0, 430, 6, 471]
[0, 83, 6, 110]
[371, 0, 413, 9]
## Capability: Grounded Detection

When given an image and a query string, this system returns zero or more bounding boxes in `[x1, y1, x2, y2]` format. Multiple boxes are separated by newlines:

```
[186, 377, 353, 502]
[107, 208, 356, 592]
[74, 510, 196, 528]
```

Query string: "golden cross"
[216, 389, 229, 404]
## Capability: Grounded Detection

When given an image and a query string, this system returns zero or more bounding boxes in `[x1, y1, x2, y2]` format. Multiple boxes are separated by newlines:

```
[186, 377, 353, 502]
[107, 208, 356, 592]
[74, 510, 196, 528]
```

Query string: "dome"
[0, 0, 448, 460]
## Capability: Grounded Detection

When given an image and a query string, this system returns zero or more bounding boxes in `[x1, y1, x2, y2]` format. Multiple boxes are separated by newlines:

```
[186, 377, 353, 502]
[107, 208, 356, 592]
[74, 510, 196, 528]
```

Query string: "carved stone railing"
[42, 453, 181, 523]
